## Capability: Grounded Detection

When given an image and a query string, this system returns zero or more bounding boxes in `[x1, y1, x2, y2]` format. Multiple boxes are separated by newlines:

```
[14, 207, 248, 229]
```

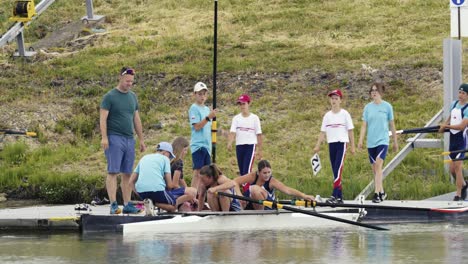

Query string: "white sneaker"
[144, 199, 154, 216]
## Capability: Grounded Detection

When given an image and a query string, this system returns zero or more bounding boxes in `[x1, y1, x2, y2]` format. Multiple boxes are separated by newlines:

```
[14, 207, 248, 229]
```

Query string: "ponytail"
[200, 163, 223, 182]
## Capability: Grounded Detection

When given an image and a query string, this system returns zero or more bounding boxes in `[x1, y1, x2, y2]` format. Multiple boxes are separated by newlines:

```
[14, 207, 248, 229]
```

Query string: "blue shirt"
[362, 100, 394, 148]
[189, 103, 212, 154]
[134, 153, 171, 192]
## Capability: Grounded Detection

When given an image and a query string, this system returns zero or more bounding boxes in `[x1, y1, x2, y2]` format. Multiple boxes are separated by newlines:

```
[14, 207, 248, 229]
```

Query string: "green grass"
[0, 0, 463, 202]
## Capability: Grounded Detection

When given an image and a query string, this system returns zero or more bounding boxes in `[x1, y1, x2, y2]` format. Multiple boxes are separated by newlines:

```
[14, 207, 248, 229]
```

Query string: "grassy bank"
[0, 0, 462, 203]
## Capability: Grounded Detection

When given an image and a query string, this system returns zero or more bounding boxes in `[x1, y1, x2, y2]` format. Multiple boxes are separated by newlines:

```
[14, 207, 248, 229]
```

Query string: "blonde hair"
[171, 137, 189, 164]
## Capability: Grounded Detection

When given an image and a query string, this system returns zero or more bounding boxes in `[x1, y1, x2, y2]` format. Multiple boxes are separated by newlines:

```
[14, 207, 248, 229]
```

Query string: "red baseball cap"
[237, 94, 251, 104]
[327, 89, 343, 98]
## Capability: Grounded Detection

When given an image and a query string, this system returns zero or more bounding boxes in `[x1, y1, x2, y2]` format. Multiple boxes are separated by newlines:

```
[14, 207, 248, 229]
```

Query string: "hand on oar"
[216, 192, 389, 231]
[0, 129, 37, 137]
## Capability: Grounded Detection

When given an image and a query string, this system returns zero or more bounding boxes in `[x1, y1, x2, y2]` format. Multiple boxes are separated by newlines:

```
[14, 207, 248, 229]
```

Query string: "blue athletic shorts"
[449, 132, 467, 160]
[170, 187, 186, 200]
[192, 147, 211, 170]
[138, 190, 177, 205]
[367, 145, 388, 164]
[105, 134, 135, 174]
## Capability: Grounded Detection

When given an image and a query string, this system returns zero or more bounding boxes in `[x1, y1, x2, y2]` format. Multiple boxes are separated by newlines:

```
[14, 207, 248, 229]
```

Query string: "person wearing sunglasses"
[100, 66, 146, 214]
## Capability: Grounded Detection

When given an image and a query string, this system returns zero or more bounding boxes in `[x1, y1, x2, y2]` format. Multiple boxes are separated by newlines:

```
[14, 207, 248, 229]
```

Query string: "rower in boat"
[234, 160, 315, 210]
[198, 164, 242, 211]
[129, 142, 197, 214]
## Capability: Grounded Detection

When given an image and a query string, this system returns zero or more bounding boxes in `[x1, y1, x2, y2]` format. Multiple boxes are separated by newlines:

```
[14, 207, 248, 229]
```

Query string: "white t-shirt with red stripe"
[230, 113, 262, 145]
[320, 109, 354, 143]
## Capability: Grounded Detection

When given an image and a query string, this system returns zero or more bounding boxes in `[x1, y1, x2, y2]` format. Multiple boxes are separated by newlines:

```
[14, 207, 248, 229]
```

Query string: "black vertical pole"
[458, 7, 461, 40]
[212, 0, 218, 163]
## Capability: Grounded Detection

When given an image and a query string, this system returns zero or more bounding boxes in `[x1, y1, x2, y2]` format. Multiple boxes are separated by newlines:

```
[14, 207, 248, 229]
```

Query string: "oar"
[441, 148, 468, 156]
[443, 157, 468, 163]
[216, 192, 388, 231]
[278, 200, 446, 212]
[0, 129, 37, 137]
[388, 126, 448, 136]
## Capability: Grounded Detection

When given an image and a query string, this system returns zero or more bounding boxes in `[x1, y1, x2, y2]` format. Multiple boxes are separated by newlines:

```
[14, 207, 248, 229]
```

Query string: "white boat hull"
[122, 210, 361, 235]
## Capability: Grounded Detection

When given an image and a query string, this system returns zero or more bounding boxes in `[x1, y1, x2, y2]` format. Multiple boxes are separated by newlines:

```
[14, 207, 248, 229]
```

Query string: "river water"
[0, 223, 467, 264]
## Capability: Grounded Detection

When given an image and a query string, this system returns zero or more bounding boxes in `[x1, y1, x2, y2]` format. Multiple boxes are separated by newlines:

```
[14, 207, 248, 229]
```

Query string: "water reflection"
[0, 223, 467, 264]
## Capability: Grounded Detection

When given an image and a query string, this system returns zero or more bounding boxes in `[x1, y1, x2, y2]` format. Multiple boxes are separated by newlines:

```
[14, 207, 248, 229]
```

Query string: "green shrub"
[0, 142, 28, 166]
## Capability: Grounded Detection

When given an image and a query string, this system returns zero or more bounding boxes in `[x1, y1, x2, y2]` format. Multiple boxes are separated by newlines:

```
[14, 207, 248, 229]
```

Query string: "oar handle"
[444, 157, 468, 163]
[389, 126, 446, 136]
[441, 148, 468, 156]
[0, 130, 37, 137]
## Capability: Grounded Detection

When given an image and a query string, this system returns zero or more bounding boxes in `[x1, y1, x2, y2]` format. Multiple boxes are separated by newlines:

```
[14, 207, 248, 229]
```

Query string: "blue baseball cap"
[156, 142, 175, 159]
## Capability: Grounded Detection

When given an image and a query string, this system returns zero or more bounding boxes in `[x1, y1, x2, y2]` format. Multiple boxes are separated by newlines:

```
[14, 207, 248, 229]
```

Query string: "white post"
[442, 38, 462, 180]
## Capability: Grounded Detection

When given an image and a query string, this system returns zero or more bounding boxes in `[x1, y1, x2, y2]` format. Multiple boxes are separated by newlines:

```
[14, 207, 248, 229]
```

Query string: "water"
[0, 223, 467, 264]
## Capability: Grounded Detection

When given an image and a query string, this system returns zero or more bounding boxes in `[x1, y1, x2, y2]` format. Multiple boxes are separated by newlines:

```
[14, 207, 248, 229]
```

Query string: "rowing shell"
[122, 209, 362, 235]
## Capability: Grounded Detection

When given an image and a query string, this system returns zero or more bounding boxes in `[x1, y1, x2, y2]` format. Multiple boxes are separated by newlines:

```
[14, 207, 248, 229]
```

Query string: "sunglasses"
[121, 68, 135, 76]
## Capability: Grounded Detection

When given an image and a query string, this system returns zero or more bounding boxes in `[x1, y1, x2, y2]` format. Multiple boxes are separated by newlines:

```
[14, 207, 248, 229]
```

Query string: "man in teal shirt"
[100, 67, 146, 214]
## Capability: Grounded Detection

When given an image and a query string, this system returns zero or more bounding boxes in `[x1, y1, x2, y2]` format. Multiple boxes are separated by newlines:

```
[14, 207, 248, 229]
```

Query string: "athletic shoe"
[315, 195, 324, 203]
[379, 192, 387, 202]
[461, 181, 468, 200]
[123, 202, 142, 214]
[326, 196, 337, 204]
[326, 196, 344, 204]
[110, 201, 121, 215]
[372, 193, 382, 203]
[453, 196, 461, 201]
[91, 196, 110, 206]
[144, 199, 154, 216]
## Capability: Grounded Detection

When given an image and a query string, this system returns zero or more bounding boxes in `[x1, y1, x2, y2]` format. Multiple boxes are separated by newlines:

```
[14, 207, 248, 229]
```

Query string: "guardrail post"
[81, 0, 105, 23]
[14, 31, 36, 57]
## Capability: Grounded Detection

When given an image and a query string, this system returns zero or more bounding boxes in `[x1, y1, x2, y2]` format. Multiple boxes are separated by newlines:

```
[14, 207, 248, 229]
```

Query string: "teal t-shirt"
[189, 103, 212, 154]
[362, 100, 394, 148]
[134, 153, 171, 193]
[100, 88, 139, 137]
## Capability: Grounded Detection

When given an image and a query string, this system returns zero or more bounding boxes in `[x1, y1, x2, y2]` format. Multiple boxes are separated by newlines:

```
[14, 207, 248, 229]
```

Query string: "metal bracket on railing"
[81, 0, 105, 23]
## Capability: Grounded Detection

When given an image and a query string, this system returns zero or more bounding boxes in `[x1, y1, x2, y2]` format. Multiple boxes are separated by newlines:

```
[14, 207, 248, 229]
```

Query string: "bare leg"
[191, 169, 200, 189]
[218, 195, 232, 212]
[453, 161, 463, 196]
[175, 187, 197, 208]
[373, 158, 384, 194]
[121, 173, 131, 205]
[207, 192, 221, 211]
[250, 185, 267, 210]
[106, 173, 119, 202]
